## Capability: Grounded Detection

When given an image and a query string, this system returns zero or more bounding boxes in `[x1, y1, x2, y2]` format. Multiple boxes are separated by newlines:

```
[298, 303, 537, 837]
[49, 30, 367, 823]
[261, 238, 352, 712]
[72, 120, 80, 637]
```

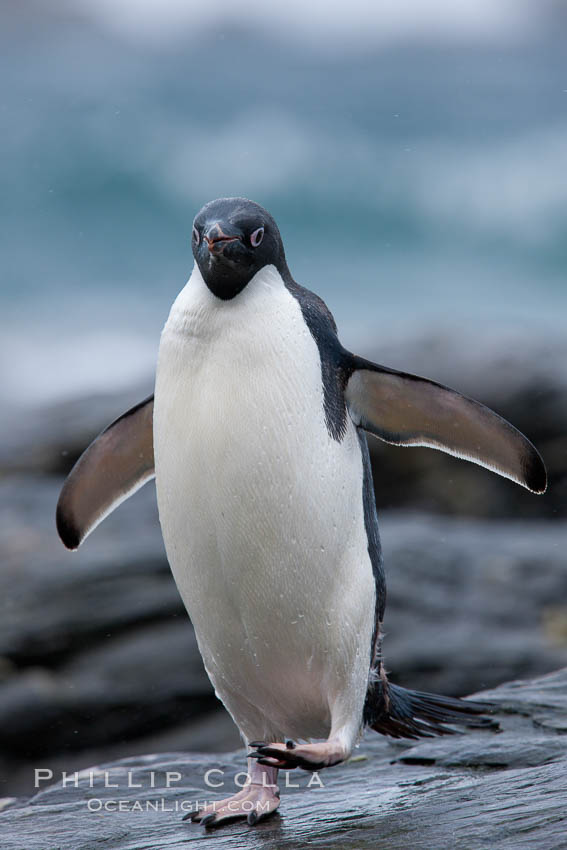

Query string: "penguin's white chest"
[154, 265, 374, 741]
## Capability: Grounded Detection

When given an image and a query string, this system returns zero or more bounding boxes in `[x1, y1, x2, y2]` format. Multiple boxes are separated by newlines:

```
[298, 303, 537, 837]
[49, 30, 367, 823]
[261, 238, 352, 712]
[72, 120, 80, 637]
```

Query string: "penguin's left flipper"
[345, 356, 547, 494]
[56, 395, 155, 550]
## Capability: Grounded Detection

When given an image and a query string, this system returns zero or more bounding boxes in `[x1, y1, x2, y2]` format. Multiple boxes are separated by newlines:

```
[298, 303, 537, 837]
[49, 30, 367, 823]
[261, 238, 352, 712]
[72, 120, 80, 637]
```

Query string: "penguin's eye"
[250, 227, 264, 248]
[192, 226, 200, 245]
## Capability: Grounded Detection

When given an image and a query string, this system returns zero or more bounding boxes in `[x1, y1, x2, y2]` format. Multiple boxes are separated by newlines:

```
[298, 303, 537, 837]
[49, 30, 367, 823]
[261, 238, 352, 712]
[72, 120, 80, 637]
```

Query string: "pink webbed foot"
[249, 738, 347, 771]
[184, 758, 280, 828]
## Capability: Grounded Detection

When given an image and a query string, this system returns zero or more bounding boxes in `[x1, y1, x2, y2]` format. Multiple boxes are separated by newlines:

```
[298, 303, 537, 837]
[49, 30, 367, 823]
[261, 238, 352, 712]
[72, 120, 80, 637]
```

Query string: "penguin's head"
[191, 197, 288, 300]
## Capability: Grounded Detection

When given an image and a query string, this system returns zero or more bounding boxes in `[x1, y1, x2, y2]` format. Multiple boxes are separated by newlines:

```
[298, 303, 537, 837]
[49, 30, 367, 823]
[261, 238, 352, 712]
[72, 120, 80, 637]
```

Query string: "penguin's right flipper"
[344, 356, 547, 494]
[56, 395, 155, 550]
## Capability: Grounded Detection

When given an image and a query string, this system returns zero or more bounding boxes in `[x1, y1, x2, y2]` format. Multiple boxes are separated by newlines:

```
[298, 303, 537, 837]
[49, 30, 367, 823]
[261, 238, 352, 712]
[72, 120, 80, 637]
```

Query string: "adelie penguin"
[57, 197, 547, 828]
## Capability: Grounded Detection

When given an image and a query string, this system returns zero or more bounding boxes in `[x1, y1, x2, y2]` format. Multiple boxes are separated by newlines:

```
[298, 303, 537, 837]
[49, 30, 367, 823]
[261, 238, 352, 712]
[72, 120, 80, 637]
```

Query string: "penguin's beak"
[204, 222, 242, 256]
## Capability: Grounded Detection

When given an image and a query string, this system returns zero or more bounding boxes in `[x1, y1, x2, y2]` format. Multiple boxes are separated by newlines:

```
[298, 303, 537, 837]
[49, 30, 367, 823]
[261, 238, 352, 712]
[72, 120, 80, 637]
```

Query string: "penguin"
[56, 197, 547, 828]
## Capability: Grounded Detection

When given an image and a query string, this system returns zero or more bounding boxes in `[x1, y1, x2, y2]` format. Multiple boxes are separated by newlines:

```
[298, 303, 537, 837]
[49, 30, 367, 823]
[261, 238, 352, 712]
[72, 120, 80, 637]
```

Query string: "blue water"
[1, 9, 566, 406]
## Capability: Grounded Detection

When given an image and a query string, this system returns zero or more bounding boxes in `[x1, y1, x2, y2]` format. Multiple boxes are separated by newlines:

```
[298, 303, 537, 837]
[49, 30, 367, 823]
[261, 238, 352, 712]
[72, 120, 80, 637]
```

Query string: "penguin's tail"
[367, 677, 497, 740]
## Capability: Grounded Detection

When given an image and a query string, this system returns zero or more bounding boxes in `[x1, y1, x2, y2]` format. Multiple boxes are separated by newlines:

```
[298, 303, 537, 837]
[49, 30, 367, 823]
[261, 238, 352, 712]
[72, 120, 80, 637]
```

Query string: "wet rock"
[381, 512, 567, 695]
[0, 383, 153, 476]
[0, 621, 215, 758]
[0, 476, 177, 667]
[2, 668, 567, 850]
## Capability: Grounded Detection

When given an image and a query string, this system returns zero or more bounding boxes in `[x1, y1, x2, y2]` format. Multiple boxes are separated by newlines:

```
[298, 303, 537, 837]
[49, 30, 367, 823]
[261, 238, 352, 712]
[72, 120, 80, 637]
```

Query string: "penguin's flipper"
[56, 395, 155, 550]
[345, 357, 546, 494]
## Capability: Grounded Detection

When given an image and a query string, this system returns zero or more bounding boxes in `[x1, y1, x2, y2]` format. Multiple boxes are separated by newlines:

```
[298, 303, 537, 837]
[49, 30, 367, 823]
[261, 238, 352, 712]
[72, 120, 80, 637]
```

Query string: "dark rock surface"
[0, 383, 153, 478]
[382, 512, 567, 695]
[2, 668, 567, 850]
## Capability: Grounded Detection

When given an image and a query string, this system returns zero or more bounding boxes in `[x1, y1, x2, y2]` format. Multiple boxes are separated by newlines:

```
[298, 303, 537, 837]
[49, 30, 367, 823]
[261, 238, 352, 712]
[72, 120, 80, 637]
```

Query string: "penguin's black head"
[192, 197, 288, 300]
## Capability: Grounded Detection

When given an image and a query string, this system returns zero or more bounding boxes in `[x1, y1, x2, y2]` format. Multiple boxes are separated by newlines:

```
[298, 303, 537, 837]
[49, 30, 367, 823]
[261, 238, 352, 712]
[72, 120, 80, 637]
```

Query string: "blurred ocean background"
[2, 0, 566, 408]
[1, 0, 567, 802]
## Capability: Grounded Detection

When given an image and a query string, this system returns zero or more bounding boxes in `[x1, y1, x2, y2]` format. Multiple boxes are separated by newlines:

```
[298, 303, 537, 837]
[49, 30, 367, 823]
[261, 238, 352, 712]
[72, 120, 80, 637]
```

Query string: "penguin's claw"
[186, 764, 280, 829]
[187, 790, 279, 828]
[249, 740, 346, 771]
[256, 756, 288, 768]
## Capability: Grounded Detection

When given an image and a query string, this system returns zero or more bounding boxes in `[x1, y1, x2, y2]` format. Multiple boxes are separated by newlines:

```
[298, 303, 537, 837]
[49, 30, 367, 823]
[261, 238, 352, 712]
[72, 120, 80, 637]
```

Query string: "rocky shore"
[2, 668, 567, 849]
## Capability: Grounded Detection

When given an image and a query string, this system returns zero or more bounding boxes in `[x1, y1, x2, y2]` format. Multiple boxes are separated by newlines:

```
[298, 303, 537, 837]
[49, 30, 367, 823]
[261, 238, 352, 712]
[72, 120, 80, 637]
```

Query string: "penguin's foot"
[249, 738, 347, 771]
[184, 759, 280, 828]
[186, 784, 280, 828]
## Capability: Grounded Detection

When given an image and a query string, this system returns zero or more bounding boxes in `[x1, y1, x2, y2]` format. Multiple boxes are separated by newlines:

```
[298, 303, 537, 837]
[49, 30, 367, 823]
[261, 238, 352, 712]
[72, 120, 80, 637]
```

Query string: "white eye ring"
[192, 225, 200, 245]
[250, 226, 264, 248]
